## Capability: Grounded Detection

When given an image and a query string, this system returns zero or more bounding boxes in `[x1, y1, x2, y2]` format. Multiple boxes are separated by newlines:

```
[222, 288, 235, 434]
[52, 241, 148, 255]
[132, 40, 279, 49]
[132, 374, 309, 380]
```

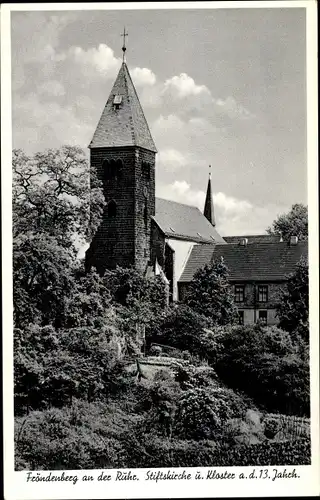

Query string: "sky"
[11, 6, 307, 236]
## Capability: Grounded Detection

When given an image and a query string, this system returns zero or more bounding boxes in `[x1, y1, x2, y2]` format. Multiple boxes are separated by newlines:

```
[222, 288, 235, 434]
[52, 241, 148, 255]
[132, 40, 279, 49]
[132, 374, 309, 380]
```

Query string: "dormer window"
[113, 95, 122, 109]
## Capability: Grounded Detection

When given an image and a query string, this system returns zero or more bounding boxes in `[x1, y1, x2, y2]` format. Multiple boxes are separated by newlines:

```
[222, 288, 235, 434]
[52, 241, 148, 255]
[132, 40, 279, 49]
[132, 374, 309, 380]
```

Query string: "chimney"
[240, 238, 248, 246]
[290, 235, 298, 245]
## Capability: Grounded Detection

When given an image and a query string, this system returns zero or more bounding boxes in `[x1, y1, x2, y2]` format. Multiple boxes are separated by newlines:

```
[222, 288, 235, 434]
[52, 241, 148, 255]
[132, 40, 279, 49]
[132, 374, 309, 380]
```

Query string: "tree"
[214, 323, 310, 416]
[149, 304, 210, 356]
[276, 256, 309, 338]
[267, 203, 308, 241]
[183, 257, 238, 325]
[13, 146, 105, 246]
[12, 146, 105, 328]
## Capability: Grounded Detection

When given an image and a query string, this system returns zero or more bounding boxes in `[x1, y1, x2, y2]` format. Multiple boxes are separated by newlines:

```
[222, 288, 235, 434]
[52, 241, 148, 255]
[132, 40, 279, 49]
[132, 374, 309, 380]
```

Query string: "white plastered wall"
[166, 238, 198, 300]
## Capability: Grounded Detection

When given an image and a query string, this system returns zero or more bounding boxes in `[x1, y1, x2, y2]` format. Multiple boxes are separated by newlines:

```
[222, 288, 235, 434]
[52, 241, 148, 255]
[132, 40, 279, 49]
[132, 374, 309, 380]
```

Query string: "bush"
[214, 324, 309, 416]
[149, 304, 210, 356]
[174, 387, 244, 440]
[121, 435, 311, 468]
[14, 400, 140, 470]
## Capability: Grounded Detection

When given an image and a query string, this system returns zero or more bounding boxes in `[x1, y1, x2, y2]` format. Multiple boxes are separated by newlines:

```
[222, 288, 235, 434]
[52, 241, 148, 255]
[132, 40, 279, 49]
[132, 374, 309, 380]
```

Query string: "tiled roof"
[179, 241, 308, 283]
[224, 234, 281, 244]
[89, 62, 157, 152]
[153, 198, 227, 244]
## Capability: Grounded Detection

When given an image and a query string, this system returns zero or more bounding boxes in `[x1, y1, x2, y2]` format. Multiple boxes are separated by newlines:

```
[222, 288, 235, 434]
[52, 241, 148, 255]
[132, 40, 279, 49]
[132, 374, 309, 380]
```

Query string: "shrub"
[214, 324, 309, 416]
[122, 435, 311, 468]
[148, 304, 210, 356]
[14, 400, 141, 470]
[174, 387, 240, 440]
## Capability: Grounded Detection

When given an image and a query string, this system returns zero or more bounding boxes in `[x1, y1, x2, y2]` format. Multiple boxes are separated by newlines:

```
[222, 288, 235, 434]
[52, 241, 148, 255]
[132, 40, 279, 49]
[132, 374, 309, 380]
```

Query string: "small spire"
[121, 27, 128, 62]
[204, 165, 216, 227]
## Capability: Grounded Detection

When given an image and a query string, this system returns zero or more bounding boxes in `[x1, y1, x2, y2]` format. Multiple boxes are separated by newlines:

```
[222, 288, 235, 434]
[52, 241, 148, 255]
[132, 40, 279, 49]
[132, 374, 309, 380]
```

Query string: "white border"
[1, 2, 319, 499]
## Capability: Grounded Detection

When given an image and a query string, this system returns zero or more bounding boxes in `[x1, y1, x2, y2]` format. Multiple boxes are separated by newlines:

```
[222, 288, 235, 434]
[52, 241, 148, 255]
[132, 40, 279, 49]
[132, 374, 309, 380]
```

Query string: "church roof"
[153, 198, 227, 244]
[179, 241, 308, 283]
[89, 62, 157, 152]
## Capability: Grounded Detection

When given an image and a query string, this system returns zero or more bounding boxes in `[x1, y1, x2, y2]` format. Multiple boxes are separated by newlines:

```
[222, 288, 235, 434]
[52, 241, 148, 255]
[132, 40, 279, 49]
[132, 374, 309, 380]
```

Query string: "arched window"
[103, 159, 122, 181]
[108, 200, 117, 218]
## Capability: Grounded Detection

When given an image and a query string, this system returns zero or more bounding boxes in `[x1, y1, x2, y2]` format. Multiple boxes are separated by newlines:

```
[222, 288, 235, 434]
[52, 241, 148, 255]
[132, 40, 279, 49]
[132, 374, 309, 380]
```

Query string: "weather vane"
[121, 27, 128, 61]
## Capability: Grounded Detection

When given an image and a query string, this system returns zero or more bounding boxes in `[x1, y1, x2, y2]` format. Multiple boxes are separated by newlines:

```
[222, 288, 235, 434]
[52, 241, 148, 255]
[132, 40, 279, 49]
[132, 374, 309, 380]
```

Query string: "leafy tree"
[214, 324, 309, 416]
[183, 257, 238, 325]
[13, 146, 105, 246]
[149, 304, 210, 356]
[267, 203, 308, 241]
[276, 256, 309, 338]
[14, 319, 130, 415]
[12, 146, 105, 328]
[103, 266, 167, 309]
[60, 267, 112, 328]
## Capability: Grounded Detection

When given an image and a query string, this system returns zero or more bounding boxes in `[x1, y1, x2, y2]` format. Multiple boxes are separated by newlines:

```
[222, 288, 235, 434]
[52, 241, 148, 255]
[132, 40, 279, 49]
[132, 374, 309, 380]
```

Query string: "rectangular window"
[258, 310, 268, 325]
[238, 310, 244, 325]
[258, 285, 268, 302]
[234, 285, 245, 303]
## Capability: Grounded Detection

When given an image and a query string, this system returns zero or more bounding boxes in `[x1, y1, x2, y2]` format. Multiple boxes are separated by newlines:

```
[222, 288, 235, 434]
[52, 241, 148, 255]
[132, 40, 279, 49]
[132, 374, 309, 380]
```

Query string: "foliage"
[13, 233, 77, 328]
[14, 321, 131, 415]
[148, 304, 210, 356]
[214, 324, 310, 416]
[174, 387, 238, 440]
[12, 146, 105, 329]
[60, 267, 112, 328]
[267, 203, 308, 241]
[276, 256, 309, 339]
[16, 404, 310, 470]
[183, 257, 238, 325]
[103, 266, 167, 309]
[13, 146, 105, 246]
[15, 400, 140, 470]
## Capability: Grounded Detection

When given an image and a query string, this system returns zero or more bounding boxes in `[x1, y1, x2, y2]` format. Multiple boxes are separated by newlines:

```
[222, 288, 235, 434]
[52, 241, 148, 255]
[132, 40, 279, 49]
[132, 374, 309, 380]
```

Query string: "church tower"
[85, 32, 157, 275]
[203, 167, 216, 226]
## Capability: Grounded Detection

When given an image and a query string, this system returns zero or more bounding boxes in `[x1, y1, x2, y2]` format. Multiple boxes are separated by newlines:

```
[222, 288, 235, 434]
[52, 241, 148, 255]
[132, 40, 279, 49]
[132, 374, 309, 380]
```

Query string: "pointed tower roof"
[203, 168, 216, 226]
[89, 62, 157, 152]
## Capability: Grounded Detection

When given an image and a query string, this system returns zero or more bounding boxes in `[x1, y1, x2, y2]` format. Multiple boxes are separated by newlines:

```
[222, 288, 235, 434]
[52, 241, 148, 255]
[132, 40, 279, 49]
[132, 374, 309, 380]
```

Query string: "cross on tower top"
[121, 27, 128, 61]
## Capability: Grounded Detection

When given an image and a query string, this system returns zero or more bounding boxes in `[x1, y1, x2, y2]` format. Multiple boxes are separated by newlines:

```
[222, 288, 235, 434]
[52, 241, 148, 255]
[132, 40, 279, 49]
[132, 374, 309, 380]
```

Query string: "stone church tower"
[85, 51, 157, 275]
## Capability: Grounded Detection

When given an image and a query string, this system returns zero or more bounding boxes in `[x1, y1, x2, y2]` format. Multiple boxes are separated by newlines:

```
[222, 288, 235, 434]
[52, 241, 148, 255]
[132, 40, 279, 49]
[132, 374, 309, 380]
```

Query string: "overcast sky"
[11, 7, 307, 236]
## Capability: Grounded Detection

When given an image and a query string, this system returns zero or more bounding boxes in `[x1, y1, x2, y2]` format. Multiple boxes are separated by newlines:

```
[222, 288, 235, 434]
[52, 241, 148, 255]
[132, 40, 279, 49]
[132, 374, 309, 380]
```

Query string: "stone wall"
[86, 146, 155, 275]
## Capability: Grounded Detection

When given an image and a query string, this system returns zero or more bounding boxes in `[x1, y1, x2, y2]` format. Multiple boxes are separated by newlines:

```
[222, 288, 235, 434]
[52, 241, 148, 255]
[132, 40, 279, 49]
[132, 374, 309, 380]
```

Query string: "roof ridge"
[156, 197, 201, 210]
[224, 234, 270, 238]
[125, 63, 157, 152]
